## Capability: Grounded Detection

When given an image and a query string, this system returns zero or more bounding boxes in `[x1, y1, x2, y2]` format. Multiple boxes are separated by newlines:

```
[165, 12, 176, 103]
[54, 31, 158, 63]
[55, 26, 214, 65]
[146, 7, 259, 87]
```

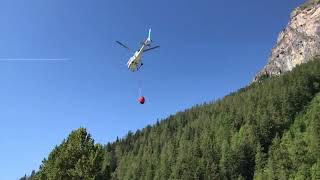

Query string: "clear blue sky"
[0, 0, 304, 179]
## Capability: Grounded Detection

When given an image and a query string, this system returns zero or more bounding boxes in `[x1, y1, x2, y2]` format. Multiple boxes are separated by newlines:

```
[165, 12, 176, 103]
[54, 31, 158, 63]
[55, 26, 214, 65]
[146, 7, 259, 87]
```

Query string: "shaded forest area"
[22, 58, 320, 180]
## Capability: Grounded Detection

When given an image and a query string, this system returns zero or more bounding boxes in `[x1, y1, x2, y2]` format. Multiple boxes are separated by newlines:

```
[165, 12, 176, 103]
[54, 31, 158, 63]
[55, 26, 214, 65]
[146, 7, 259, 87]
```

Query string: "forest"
[21, 58, 320, 180]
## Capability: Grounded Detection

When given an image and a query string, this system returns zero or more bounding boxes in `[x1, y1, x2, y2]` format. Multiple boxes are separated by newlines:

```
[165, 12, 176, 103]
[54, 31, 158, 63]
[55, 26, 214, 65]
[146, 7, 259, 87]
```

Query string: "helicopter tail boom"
[146, 28, 152, 44]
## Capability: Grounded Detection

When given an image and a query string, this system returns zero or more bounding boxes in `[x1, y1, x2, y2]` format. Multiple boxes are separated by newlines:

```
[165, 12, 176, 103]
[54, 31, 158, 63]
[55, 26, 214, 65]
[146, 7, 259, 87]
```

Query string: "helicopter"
[116, 29, 160, 72]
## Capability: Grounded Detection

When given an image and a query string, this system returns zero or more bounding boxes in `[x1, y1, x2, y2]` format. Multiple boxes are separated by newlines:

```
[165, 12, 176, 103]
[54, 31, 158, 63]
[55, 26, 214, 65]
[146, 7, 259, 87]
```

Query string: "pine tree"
[34, 128, 107, 180]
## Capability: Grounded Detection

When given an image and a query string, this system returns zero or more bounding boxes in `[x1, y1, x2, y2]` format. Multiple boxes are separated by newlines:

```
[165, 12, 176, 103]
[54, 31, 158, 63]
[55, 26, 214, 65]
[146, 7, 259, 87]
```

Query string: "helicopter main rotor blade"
[143, 46, 160, 53]
[116, 41, 131, 51]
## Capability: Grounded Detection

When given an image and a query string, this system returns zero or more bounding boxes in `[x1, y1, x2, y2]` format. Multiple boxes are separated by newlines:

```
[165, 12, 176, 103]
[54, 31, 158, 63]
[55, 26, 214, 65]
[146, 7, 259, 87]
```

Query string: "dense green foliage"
[31, 128, 109, 180]
[24, 58, 320, 180]
[257, 94, 320, 179]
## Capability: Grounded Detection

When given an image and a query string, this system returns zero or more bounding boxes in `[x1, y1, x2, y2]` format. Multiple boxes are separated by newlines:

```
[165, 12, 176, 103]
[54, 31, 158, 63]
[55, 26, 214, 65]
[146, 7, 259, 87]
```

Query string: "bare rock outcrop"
[254, 1, 320, 81]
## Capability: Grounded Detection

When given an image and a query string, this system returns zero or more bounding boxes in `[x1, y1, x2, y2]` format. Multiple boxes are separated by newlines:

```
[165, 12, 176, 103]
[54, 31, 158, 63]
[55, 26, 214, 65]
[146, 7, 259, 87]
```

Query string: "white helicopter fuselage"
[127, 41, 149, 72]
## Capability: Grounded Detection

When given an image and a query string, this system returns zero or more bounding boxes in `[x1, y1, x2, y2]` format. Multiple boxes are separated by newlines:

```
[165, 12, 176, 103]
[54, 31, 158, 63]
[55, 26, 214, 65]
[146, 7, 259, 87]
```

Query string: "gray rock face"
[254, 2, 320, 82]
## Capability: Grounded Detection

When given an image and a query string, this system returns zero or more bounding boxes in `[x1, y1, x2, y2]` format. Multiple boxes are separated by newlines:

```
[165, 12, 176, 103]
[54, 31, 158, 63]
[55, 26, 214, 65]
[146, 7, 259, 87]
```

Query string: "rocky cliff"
[254, 1, 320, 81]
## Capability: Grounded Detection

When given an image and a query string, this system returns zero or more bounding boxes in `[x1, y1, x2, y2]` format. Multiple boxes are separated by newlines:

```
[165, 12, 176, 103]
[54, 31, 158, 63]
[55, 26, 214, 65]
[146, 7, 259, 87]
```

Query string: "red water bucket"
[138, 96, 145, 104]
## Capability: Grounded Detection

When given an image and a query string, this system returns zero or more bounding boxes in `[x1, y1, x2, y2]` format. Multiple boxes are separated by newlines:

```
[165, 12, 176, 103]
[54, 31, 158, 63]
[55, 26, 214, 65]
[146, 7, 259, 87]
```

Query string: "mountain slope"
[25, 57, 320, 180]
[107, 58, 320, 180]
[256, 92, 320, 179]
